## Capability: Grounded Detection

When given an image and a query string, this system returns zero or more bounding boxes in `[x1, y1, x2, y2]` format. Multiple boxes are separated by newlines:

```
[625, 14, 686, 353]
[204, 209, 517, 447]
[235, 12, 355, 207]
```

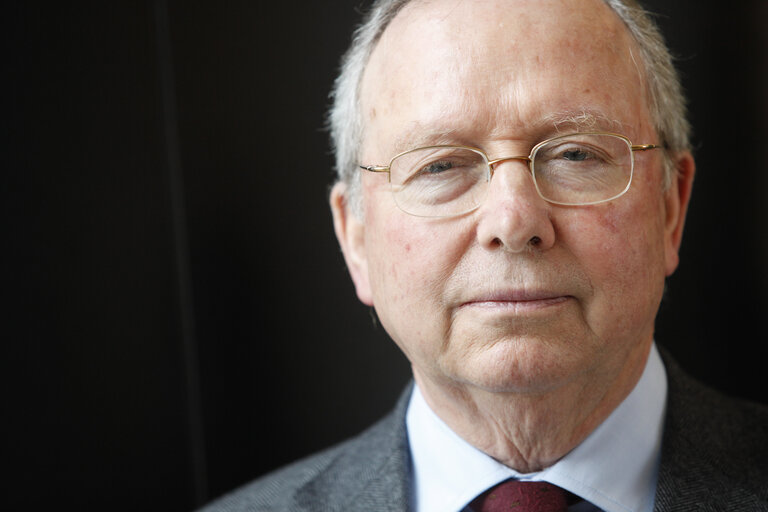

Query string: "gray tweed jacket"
[201, 351, 768, 511]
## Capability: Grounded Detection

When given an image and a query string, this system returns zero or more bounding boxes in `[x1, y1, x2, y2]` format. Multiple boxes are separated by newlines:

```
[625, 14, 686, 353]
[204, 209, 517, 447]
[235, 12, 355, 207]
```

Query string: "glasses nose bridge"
[486, 155, 533, 178]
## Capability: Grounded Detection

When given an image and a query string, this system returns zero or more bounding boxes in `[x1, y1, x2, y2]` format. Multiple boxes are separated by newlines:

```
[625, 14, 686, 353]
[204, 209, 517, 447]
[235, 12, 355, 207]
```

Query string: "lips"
[460, 290, 572, 311]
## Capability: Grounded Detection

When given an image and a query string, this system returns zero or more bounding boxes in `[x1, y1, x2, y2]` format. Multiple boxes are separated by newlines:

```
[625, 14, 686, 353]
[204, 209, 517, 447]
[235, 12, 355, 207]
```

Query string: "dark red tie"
[469, 480, 570, 512]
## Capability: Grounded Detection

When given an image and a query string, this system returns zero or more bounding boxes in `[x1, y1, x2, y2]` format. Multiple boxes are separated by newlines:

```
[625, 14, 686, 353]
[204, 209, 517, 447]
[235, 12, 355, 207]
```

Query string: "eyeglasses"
[359, 132, 660, 218]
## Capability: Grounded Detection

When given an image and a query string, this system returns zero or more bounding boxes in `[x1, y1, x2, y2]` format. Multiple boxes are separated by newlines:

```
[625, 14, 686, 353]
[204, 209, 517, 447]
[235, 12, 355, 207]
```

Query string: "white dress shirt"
[406, 343, 667, 512]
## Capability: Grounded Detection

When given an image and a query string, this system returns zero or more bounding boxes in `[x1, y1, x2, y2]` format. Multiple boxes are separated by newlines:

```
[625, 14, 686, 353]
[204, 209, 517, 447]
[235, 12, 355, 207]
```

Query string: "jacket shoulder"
[198, 440, 352, 512]
[199, 386, 413, 512]
[656, 350, 768, 511]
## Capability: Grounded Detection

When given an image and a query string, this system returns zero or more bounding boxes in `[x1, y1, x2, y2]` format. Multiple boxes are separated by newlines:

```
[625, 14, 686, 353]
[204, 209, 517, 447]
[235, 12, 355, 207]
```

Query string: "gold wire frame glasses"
[359, 132, 660, 218]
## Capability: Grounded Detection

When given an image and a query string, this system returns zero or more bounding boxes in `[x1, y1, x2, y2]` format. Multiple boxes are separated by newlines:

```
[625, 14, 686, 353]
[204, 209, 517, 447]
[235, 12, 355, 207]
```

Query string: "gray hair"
[328, 0, 691, 212]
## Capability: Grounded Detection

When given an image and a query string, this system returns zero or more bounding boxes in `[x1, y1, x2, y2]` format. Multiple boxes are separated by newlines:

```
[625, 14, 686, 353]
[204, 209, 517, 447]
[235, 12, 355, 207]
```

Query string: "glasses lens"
[532, 134, 632, 205]
[389, 146, 489, 217]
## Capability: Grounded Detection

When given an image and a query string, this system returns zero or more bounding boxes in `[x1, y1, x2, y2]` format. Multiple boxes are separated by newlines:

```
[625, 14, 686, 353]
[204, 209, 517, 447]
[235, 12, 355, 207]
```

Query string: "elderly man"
[202, 0, 768, 510]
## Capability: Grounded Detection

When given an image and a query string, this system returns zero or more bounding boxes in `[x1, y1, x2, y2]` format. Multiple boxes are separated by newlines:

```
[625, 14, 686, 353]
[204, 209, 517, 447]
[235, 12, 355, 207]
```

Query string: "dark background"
[4, 1, 767, 509]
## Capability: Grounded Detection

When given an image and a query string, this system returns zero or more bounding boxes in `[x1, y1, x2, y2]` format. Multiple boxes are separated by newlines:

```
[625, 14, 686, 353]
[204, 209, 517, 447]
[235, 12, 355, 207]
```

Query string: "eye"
[561, 148, 591, 161]
[419, 160, 456, 175]
[551, 144, 606, 163]
[387, 146, 490, 215]
[529, 133, 633, 204]
[401, 149, 477, 182]
[391, 146, 486, 188]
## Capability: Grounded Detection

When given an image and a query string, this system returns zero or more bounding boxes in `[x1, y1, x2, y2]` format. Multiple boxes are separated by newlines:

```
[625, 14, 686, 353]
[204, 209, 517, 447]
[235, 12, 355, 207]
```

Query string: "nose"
[476, 158, 556, 253]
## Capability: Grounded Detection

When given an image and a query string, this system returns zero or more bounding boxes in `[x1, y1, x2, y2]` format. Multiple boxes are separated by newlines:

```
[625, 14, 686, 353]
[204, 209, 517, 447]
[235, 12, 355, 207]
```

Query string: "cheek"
[370, 219, 453, 303]
[573, 195, 665, 266]
[565, 199, 667, 333]
[365, 213, 471, 350]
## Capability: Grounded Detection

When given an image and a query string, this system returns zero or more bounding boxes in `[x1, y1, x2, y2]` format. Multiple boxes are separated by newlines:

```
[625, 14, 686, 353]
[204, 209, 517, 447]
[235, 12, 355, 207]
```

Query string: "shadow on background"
[3, 1, 766, 509]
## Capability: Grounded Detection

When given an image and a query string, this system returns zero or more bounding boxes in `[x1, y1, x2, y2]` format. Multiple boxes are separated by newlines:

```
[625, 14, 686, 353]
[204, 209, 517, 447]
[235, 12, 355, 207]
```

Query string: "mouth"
[460, 292, 573, 313]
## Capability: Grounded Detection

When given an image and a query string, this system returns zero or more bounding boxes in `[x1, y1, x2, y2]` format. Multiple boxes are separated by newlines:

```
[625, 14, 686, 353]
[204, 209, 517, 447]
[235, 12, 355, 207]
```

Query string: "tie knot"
[469, 480, 570, 512]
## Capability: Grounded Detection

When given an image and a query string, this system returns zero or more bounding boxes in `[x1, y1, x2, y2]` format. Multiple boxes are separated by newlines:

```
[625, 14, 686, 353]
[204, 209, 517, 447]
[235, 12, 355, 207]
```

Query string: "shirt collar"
[406, 343, 667, 512]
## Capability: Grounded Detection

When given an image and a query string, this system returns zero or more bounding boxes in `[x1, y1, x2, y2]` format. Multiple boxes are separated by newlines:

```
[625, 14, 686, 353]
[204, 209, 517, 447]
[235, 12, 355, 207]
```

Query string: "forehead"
[360, 0, 651, 156]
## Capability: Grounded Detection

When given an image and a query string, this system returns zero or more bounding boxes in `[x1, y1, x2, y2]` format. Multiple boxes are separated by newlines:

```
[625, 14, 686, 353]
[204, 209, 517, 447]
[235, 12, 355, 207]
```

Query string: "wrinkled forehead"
[360, 0, 651, 156]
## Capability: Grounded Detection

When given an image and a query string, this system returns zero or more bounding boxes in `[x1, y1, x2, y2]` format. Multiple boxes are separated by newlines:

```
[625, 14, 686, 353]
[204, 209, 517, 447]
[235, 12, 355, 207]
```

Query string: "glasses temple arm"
[631, 144, 662, 152]
[359, 165, 390, 173]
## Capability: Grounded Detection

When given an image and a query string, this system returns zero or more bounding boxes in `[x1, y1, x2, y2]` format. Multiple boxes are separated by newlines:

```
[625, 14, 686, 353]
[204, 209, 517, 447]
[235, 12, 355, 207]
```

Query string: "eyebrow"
[543, 110, 625, 133]
[389, 124, 463, 156]
[384, 109, 625, 160]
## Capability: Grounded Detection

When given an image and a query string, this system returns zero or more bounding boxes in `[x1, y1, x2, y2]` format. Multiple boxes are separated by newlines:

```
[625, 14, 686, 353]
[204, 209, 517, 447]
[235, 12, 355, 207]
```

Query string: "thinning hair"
[328, 0, 691, 213]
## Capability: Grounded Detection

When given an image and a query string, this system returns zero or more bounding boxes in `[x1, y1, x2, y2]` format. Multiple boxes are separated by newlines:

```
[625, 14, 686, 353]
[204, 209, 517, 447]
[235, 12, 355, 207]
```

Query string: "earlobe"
[663, 151, 695, 276]
[330, 182, 374, 305]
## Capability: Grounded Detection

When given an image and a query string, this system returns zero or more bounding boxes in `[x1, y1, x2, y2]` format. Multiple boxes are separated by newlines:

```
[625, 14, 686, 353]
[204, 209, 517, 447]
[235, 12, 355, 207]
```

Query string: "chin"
[449, 333, 597, 394]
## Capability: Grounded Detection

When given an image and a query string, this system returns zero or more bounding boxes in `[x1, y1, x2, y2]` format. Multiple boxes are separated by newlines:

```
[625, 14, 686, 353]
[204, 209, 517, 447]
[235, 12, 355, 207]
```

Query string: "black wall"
[4, 1, 767, 509]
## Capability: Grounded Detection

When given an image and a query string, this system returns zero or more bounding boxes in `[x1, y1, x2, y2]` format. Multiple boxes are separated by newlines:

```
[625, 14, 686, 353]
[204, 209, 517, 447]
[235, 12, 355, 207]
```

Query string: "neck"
[412, 342, 652, 473]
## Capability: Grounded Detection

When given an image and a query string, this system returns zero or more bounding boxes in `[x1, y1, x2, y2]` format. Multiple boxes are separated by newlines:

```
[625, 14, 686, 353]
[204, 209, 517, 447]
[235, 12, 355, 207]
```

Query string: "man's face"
[333, 0, 693, 395]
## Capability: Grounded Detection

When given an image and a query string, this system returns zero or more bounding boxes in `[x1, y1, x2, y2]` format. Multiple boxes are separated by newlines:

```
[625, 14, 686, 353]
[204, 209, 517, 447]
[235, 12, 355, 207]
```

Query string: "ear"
[330, 182, 374, 305]
[663, 151, 695, 276]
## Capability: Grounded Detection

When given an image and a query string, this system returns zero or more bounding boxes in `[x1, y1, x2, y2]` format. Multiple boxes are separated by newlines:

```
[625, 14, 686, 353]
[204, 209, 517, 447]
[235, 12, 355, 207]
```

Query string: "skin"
[331, 0, 695, 472]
